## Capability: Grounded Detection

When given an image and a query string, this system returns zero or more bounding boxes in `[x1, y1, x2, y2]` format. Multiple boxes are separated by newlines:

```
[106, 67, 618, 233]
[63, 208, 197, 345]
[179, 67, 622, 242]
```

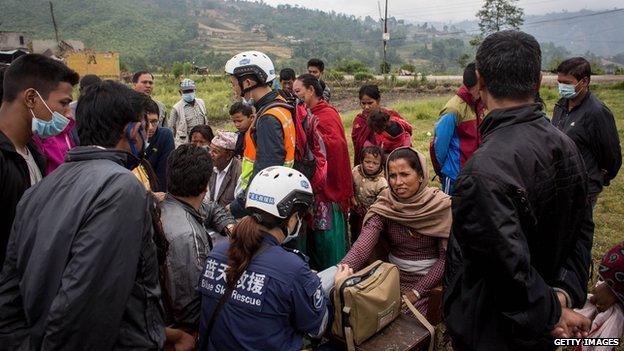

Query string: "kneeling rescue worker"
[198, 166, 351, 350]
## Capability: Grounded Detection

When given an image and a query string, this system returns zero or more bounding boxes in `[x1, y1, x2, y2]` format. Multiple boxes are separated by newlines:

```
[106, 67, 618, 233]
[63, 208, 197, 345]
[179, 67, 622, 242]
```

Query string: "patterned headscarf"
[211, 130, 237, 151]
[598, 241, 624, 306]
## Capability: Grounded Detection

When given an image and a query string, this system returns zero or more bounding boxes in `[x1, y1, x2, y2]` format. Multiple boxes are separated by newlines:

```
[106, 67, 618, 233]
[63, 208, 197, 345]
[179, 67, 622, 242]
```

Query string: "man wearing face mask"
[0, 54, 78, 265]
[444, 31, 594, 350]
[224, 51, 296, 219]
[552, 57, 622, 207]
[0, 80, 165, 350]
[169, 79, 207, 148]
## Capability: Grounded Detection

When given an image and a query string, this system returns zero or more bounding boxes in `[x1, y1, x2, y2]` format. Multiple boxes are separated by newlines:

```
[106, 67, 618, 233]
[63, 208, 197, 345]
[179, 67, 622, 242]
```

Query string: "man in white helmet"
[224, 51, 297, 218]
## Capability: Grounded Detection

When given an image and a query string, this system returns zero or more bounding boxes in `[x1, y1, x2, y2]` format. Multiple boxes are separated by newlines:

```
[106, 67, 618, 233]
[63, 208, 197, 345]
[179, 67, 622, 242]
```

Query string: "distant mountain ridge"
[1, 0, 622, 70]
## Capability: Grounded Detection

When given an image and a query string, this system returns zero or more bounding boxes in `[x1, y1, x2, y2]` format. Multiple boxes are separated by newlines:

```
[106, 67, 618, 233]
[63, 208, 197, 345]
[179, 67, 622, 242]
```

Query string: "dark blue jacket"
[146, 127, 174, 192]
[198, 233, 329, 351]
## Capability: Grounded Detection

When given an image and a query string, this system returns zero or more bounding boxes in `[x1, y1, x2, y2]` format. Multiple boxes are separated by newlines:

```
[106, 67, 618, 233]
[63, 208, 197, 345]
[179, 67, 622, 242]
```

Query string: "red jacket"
[311, 100, 353, 212]
[352, 108, 407, 165]
[375, 115, 412, 154]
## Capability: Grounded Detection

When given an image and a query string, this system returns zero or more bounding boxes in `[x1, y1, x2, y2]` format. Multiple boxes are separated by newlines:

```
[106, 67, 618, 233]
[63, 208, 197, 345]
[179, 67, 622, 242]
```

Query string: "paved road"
[342, 74, 624, 86]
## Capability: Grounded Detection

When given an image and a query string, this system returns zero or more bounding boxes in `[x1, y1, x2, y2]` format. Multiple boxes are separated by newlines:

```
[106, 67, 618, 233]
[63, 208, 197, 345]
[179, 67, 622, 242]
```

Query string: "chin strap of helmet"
[237, 76, 261, 98]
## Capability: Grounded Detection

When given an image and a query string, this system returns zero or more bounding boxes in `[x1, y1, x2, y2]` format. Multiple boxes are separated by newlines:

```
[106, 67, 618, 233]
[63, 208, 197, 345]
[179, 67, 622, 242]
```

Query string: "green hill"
[1, 0, 622, 74]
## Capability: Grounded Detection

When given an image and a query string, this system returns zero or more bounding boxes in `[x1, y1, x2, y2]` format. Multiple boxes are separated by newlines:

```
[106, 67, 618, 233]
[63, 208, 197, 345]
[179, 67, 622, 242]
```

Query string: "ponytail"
[225, 215, 264, 289]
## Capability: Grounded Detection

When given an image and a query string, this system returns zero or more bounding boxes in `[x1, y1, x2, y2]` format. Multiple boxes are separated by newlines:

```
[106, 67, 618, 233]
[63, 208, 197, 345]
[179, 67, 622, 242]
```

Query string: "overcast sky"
[260, 0, 622, 22]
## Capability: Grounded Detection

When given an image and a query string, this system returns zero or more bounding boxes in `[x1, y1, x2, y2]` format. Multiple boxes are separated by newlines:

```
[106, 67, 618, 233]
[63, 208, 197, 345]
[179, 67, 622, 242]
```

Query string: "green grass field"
[151, 75, 233, 120]
[153, 76, 623, 268]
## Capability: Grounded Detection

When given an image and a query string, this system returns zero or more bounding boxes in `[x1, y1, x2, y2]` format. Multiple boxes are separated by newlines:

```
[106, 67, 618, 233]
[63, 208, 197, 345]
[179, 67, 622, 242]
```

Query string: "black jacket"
[552, 91, 621, 195]
[444, 104, 594, 351]
[146, 126, 175, 192]
[0, 131, 45, 265]
[0, 146, 165, 350]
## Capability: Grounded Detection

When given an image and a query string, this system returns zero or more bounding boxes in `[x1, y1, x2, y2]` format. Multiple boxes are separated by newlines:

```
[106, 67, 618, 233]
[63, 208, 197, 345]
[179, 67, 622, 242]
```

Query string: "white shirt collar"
[213, 158, 233, 175]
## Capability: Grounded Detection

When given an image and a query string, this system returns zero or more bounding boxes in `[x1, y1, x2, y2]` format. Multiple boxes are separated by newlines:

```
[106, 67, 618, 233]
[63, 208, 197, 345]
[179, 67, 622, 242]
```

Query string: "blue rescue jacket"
[198, 233, 329, 351]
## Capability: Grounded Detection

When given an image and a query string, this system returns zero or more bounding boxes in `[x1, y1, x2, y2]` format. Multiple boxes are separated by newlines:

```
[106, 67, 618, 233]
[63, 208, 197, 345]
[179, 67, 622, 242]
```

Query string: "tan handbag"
[332, 260, 401, 351]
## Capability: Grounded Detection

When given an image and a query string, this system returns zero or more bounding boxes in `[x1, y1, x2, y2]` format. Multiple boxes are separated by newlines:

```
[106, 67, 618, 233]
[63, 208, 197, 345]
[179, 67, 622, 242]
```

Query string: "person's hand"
[165, 328, 195, 351]
[334, 264, 353, 285]
[350, 197, 358, 208]
[224, 223, 235, 238]
[153, 192, 166, 202]
[550, 308, 591, 338]
[590, 281, 618, 312]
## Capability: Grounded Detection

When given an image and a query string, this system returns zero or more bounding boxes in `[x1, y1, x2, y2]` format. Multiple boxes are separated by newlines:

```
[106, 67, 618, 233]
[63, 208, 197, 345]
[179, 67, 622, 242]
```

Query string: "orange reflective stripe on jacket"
[240, 104, 296, 191]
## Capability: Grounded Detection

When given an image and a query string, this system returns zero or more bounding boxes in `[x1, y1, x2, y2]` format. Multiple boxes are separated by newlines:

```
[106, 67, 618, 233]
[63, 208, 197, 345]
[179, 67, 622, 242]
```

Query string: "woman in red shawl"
[293, 74, 353, 270]
[352, 84, 410, 165]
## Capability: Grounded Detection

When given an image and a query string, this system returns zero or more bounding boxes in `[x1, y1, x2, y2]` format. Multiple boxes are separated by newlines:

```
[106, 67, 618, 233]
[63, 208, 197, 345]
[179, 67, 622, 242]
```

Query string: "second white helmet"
[245, 166, 314, 219]
[225, 50, 277, 84]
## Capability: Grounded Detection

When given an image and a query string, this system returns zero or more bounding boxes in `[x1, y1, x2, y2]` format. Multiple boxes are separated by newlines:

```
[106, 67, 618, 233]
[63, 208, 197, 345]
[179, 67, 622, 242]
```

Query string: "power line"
[522, 8, 623, 26]
[395, 0, 565, 19]
[290, 7, 624, 46]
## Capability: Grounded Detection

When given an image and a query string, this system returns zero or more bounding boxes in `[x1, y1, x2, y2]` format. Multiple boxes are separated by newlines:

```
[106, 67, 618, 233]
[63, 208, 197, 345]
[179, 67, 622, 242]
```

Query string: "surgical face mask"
[182, 92, 195, 103]
[30, 90, 70, 138]
[241, 96, 255, 108]
[282, 213, 303, 245]
[124, 122, 146, 170]
[558, 81, 582, 100]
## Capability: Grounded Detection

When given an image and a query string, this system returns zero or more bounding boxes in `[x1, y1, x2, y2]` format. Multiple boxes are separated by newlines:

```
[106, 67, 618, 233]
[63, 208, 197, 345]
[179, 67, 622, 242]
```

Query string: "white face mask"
[282, 213, 303, 245]
[241, 96, 255, 108]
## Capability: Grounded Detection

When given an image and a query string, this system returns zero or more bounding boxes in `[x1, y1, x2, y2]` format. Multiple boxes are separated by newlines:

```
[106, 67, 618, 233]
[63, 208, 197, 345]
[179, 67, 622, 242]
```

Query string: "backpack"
[263, 92, 327, 189]
[331, 260, 401, 350]
[429, 137, 443, 179]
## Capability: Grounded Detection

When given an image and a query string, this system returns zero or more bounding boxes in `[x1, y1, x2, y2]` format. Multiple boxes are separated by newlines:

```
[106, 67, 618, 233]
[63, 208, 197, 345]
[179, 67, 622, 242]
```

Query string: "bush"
[336, 59, 370, 74]
[172, 62, 184, 79]
[400, 64, 416, 73]
[325, 69, 345, 81]
[380, 62, 391, 74]
[354, 71, 375, 81]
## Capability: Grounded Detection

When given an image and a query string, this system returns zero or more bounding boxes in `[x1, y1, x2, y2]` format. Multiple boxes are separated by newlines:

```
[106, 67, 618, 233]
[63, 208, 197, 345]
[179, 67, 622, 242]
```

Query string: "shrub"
[354, 71, 375, 81]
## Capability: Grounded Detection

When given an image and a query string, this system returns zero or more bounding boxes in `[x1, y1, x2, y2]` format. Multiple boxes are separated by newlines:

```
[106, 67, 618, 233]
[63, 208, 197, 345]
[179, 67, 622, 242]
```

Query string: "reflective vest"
[240, 101, 296, 191]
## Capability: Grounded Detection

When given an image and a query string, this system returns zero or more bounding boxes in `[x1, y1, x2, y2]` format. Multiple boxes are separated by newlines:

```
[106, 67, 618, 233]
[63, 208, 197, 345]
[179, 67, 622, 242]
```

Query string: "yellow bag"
[332, 260, 401, 351]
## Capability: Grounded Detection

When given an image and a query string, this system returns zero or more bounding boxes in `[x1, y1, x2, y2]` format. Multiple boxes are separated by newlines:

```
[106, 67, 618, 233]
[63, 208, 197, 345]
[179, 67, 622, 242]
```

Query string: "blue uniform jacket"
[146, 127, 175, 192]
[198, 233, 329, 351]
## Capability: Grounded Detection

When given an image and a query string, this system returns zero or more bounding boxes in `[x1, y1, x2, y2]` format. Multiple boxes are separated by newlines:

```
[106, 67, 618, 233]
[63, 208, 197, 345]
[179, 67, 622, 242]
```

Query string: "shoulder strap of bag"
[205, 243, 271, 337]
[403, 295, 435, 351]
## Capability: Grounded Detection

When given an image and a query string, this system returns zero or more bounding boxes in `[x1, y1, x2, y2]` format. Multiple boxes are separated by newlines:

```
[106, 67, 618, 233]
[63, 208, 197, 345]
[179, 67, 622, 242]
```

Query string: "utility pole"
[382, 0, 389, 74]
[49, 1, 60, 44]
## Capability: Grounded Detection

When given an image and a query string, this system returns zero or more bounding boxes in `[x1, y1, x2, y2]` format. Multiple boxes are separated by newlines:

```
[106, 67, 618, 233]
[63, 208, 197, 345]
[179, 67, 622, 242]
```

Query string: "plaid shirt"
[169, 101, 207, 136]
[341, 214, 446, 314]
[183, 101, 207, 133]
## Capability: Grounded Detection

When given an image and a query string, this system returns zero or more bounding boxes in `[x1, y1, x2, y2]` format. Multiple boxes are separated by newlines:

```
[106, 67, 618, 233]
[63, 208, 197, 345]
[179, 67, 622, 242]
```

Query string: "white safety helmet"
[245, 166, 314, 220]
[225, 50, 277, 84]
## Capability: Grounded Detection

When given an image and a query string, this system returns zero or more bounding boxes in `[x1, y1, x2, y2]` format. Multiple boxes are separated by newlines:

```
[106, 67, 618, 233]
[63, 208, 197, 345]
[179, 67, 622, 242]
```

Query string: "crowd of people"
[0, 29, 622, 351]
